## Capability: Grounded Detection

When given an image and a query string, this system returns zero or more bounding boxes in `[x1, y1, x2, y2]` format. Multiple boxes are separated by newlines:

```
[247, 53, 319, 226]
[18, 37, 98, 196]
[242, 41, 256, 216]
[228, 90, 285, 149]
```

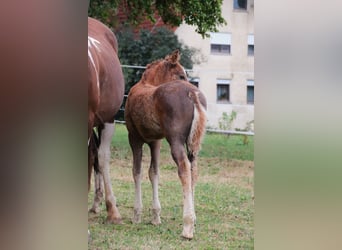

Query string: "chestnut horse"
[88, 17, 124, 224]
[125, 50, 207, 239]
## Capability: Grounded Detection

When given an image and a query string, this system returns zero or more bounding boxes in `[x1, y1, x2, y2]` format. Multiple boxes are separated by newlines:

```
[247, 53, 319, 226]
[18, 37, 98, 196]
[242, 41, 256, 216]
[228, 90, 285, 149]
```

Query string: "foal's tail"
[187, 91, 207, 160]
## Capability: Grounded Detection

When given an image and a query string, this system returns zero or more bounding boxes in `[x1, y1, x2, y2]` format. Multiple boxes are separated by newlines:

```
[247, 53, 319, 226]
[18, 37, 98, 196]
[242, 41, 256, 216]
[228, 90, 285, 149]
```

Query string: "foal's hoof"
[88, 229, 91, 243]
[106, 217, 123, 224]
[132, 216, 141, 224]
[89, 207, 101, 214]
[181, 231, 194, 240]
[132, 210, 142, 224]
[151, 209, 161, 225]
[182, 225, 194, 239]
[151, 215, 161, 225]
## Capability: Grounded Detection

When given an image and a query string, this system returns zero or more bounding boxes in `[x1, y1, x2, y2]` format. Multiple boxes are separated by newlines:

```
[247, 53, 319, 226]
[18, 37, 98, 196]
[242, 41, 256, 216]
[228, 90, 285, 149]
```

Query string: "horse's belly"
[135, 115, 164, 142]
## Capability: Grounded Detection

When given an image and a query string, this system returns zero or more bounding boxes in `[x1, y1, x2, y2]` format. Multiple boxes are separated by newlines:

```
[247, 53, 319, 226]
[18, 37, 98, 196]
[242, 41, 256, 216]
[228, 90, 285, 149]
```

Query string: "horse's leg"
[98, 122, 122, 224]
[89, 128, 104, 213]
[88, 111, 95, 145]
[89, 170, 104, 213]
[170, 142, 195, 239]
[148, 140, 162, 225]
[88, 142, 93, 192]
[189, 155, 198, 224]
[129, 133, 144, 224]
[87, 114, 95, 239]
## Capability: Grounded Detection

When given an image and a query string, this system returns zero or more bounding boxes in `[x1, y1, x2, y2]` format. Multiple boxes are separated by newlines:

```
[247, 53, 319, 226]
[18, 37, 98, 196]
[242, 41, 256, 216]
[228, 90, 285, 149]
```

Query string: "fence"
[115, 65, 255, 136]
[115, 97, 254, 136]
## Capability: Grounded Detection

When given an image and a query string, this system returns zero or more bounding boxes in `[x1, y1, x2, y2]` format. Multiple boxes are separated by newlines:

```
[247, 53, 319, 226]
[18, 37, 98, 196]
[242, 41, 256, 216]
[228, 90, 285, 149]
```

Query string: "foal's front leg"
[129, 134, 144, 224]
[148, 140, 162, 225]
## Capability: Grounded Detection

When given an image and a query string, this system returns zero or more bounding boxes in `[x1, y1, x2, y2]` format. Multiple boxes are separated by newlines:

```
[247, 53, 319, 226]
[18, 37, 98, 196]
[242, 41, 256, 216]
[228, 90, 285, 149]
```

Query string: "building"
[116, 3, 176, 35]
[175, 0, 254, 131]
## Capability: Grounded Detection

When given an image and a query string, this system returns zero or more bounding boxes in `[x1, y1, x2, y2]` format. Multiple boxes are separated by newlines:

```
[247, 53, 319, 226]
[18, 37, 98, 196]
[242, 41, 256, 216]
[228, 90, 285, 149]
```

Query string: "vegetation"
[88, 0, 227, 37]
[114, 28, 202, 121]
[117, 27, 200, 93]
[88, 124, 254, 249]
[218, 111, 237, 131]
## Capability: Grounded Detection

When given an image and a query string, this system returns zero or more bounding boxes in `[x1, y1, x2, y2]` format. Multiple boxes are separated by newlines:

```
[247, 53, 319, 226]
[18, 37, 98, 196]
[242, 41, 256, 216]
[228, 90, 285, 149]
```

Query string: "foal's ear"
[165, 49, 180, 64]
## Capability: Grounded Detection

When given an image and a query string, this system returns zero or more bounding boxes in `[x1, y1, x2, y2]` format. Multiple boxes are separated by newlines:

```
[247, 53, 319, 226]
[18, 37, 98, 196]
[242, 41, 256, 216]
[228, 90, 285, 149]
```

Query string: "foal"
[125, 50, 207, 239]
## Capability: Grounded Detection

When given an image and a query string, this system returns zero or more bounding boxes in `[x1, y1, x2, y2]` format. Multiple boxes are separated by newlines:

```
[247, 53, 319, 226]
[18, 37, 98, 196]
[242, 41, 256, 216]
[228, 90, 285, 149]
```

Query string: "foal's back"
[125, 80, 206, 143]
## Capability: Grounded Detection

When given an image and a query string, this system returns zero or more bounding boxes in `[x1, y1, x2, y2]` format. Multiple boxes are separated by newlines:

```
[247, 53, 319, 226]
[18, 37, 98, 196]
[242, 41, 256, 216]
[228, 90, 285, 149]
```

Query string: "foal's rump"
[153, 80, 207, 150]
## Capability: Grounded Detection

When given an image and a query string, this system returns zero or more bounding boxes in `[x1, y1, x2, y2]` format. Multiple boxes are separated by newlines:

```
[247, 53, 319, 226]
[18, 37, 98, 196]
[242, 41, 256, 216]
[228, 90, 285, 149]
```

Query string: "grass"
[88, 124, 254, 249]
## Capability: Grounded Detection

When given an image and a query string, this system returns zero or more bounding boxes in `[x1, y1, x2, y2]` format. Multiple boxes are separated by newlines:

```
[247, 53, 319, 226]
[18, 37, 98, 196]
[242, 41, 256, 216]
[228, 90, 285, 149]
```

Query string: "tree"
[116, 27, 201, 93]
[88, 0, 226, 37]
[113, 27, 202, 121]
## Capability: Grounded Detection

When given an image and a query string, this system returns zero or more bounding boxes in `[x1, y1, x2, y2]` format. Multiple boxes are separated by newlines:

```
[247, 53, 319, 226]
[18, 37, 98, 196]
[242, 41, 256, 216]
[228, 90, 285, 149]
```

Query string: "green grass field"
[88, 124, 254, 249]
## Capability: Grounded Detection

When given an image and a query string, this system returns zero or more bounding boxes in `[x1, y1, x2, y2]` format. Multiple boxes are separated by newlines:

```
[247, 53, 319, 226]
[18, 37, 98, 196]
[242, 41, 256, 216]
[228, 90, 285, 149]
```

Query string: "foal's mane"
[145, 59, 163, 70]
[141, 50, 181, 84]
[141, 58, 164, 83]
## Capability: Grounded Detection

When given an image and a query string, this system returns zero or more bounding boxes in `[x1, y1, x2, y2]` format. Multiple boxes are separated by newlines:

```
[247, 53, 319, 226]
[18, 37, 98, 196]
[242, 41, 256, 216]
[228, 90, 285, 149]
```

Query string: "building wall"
[175, 0, 254, 131]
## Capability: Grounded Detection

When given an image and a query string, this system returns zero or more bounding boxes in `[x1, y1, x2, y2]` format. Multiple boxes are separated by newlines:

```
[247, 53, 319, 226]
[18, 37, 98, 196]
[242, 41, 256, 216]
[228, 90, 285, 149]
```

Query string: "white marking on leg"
[133, 172, 143, 223]
[90, 171, 104, 213]
[98, 123, 121, 222]
[181, 161, 195, 239]
[149, 168, 161, 225]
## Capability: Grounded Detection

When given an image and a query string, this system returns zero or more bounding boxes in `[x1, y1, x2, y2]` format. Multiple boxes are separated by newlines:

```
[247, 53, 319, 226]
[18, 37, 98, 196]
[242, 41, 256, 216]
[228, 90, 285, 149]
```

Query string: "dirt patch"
[108, 156, 254, 191]
[200, 158, 254, 190]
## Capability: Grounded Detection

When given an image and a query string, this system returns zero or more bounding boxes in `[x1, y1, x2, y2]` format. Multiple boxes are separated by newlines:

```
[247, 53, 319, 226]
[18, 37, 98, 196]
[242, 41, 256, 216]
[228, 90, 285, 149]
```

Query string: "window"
[248, 34, 254, 56]
[211, 44, 230, 54]
[189, 77, 199, 88]
[234, 0, 247, 10]
[247, 79, 254, 104]
[217, 79, 230, 103]
[210, 33, 231, 55]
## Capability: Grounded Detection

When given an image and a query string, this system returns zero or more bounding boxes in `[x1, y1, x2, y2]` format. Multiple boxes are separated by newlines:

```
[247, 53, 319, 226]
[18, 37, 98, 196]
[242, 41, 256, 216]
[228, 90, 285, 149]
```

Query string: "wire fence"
[115, 97, 254, 136]
[117, 65, 255, 136]
[121, 64, 253, 75]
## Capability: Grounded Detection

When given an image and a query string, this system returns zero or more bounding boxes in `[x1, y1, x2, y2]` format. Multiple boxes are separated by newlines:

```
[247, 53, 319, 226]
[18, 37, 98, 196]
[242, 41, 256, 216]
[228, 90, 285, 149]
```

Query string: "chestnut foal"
[125, 50, 207, 239]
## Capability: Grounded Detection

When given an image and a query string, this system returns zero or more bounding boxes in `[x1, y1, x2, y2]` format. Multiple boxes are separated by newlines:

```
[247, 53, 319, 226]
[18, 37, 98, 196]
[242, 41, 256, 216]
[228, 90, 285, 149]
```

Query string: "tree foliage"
[88, 0, 226, 37]
[116, 27, 200, 93]
[113, 27, 201, 121]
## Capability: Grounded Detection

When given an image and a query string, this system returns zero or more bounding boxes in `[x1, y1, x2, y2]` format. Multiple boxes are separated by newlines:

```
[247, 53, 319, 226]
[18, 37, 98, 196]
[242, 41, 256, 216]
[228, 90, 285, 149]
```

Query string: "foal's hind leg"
[129, 133, 144, 223]
[148, 140, 162, 225]
[189, 155, 199, 224]
[170, 142, 195, 239]
[98, 123, 122, 224]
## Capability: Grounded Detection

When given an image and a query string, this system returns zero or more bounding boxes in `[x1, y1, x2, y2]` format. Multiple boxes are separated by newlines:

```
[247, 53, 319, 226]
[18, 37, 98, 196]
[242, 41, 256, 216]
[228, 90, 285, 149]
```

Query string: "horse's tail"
[187, 91, 207, 160]
[92, 129, 100, 173]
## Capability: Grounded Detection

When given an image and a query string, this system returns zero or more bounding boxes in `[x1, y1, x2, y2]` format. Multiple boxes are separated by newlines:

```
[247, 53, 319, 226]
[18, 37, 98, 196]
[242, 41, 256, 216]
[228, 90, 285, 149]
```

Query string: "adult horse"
[88, 17, 124, 224]
[125, 50, 207, 239]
